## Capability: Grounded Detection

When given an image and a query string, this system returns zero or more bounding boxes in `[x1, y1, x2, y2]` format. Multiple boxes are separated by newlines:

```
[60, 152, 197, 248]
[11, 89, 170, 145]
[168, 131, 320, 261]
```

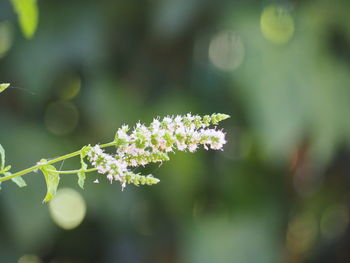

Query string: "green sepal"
[39, 161, 60, 203]
[193, 115, 203, 128]
[135, 138, 146, 149]
[163, 132, 175, 148]
[182, 116, 191, 127]
[210, 113, 230, 125]
[122, 172, 160, 186]
[202, 115, 211, 126]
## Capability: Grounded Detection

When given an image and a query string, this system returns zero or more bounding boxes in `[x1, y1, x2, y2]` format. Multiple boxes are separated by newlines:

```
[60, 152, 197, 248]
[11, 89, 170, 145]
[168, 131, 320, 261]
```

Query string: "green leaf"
[39, 162, 60, 203]
[77, 146, 91, 189]
[9, 173, 27, 187]
[10, 0, 39, 38]
[77, 169, 86, 189]
[0, 146, 24, 187]
[0, 83, 10, 93]
[0, 144, 5, 171]
[77, 163, 87, 189]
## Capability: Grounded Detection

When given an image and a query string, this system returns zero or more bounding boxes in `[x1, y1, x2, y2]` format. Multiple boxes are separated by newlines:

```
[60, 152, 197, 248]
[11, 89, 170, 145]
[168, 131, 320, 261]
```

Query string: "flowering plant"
[0, 86, 229, 203]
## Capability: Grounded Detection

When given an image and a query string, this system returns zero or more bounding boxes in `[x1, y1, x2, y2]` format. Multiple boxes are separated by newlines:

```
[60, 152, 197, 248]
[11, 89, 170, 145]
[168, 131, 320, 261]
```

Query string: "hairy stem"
[48, 168, 98, 174]
[0, 141, 117, 183]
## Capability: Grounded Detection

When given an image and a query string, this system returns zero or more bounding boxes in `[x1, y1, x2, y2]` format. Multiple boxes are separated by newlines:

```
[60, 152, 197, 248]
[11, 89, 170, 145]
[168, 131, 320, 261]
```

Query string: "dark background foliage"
[1, 0, 350, 262]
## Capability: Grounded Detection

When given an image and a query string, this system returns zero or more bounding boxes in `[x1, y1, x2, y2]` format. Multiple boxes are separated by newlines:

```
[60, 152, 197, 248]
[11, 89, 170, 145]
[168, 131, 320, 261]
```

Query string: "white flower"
[116, 125, 130, 140]
[200, 129, 226, 150]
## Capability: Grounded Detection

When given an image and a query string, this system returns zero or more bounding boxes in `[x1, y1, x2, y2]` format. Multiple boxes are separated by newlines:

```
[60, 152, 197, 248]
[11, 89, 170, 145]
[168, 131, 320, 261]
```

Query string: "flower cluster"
[87, 145, 127, 183]
[87, 113, 229, 189]
[87, 145, 160, 189]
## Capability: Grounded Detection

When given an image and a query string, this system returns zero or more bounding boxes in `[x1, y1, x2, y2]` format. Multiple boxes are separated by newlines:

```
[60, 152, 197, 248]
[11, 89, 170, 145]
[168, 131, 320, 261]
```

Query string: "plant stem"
[48, 168, 98, 174]
[0, 141, 118, 183]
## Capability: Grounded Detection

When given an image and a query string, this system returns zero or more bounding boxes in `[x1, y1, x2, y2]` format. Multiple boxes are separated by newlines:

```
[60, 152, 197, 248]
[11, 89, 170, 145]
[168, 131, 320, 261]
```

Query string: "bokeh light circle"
[320, 204, 349, 239]
[260, 4, 295, 45]
[286, 214, 318, 254]
[208, 31, 245, 71]
[17, 254, 41, 263]
[44, 101, 79, 135]
[49, 188, 86, 230]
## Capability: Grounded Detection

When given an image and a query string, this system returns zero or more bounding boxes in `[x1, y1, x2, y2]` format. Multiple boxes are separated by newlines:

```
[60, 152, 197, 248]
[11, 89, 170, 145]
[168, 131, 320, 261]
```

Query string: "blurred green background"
[1, 0, 350, 262]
